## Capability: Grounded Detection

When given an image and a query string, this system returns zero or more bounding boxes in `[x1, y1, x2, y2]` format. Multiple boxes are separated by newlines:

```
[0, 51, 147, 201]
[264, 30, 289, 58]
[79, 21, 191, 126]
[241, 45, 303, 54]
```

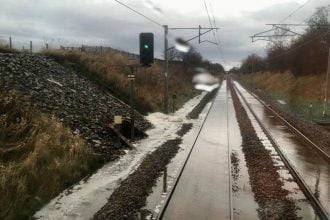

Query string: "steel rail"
[226, 77, 234, 220]
[238, 82, 330, 162]
[156, 82, 233, 220]
[155, 90, 216, 220]
[232, 81, 330, 220]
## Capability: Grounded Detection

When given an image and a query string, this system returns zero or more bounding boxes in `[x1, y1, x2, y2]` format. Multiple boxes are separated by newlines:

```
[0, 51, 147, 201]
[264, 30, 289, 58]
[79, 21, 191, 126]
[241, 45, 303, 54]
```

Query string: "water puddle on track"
[141, 102, 212, 219]
[235, 81, 329, 219]
[142, 82, 260, 220]
[227, 88, 259, 220]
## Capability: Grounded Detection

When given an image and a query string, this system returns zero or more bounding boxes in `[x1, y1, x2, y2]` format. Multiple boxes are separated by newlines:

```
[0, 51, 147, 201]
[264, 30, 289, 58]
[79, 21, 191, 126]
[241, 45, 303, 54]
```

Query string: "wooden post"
[9, 36, 12, 49]
[323, 44, 330, 117]
[114, 115, 122, 146]
[172, 94, 177, 113]
[309, 103, 313, 119]
[128, 66, 136, 140]
[130, 75, 135, 140]
[29, 41, 32, 53]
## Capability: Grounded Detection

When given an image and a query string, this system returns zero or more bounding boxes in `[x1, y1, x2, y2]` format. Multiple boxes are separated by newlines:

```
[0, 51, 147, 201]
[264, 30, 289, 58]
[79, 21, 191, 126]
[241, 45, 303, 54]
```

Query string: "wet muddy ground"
[92, 90, 217, 220]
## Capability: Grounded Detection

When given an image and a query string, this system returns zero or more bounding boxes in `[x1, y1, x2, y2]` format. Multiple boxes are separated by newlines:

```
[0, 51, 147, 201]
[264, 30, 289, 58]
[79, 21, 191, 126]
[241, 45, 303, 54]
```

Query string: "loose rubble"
[229, 81, 299, 219]
[231, 151, 240, 193]
[93, 123, 194, 220]
[93, 90, 216, 219]
[0, 52, 151, 160]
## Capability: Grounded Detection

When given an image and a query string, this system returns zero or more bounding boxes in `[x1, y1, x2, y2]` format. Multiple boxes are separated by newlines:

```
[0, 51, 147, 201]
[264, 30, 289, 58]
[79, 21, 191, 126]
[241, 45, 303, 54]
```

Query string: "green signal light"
[144, 44, 149, 49]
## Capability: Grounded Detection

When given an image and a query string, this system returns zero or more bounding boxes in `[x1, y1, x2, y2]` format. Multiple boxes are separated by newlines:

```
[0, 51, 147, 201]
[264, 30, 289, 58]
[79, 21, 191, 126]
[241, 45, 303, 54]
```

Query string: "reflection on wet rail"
[232, 80, 330, 220]
[156, 81, 233, 220]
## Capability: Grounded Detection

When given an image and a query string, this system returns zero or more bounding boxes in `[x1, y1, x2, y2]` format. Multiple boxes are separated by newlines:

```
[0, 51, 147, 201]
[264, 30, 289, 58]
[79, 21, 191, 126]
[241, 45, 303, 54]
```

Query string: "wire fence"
[0, 36, 140, 59]
[60, 45, 140, 59]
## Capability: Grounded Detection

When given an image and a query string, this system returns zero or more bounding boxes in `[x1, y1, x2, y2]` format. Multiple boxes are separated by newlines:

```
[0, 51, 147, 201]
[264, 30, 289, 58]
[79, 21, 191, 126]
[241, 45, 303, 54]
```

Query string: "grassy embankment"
[0, 46, 19, 53]
[240, 71, 329, 121]
[42, 49, 200, 114]
[0, 90, 101, 219]
[0, 46, 203, 219]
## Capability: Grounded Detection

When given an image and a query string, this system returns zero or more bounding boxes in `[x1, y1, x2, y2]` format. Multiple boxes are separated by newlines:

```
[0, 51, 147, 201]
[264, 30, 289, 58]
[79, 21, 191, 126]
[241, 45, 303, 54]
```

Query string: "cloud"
[0, 0, 328, 69]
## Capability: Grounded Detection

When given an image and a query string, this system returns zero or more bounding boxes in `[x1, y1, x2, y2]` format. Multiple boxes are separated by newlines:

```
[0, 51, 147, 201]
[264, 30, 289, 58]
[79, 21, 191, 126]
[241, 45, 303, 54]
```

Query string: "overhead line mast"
[114, 0, 217, 114]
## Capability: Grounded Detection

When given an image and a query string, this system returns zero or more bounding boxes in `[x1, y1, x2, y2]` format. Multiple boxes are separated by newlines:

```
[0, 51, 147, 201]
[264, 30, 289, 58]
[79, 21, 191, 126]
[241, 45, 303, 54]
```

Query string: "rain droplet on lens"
[194, 83, 219, 92]
[194, 67, 208, 74]
[175, 38, 190, 53]
[144, 0, 164, 14]
[192, 72, 219, 92]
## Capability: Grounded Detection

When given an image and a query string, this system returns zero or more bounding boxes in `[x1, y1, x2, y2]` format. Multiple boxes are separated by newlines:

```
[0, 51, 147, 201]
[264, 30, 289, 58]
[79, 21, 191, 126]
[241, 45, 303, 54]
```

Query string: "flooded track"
[233, 81, 330, 219]
[156, 81, 233, 220]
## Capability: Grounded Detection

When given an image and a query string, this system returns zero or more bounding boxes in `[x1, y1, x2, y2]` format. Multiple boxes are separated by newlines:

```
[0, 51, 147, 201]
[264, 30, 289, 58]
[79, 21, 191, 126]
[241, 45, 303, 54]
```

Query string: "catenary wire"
[114, 0, 163, 27]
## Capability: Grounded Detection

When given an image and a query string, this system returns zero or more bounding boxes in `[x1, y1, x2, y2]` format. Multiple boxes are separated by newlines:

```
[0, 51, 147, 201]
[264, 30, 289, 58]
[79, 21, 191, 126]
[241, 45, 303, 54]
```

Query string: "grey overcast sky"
[0, 0, 329, 69]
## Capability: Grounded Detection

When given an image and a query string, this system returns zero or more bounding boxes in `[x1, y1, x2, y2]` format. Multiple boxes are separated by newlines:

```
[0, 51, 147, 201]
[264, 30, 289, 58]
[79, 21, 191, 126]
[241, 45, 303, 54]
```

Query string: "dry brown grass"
[241, 71, 326, 102]
[0, 90, 100, 219]
[42, 49, 199, 113]
[0, 45, 19, 53]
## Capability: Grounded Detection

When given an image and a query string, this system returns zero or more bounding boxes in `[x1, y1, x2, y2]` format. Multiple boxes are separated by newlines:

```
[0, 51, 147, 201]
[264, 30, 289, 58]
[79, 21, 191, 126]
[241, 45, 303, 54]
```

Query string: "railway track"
[154, 79, 329, 220]
[155, 80, 234, 220]
[232, 80, 330, 220]
[236, 82, 330, 162]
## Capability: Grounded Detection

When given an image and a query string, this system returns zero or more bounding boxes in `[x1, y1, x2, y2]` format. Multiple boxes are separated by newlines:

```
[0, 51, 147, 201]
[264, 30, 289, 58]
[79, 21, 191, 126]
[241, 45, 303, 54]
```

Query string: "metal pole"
[252, 56, 254, 74]
[163, 167, 167, 193]
[323, 44, 330, 117]
[9, 36, 12, 49]
[130, 67, 136, 140]
[30, 41, 32, 53]
[164, 25, 169, 114]
[198, 25, 201, 44]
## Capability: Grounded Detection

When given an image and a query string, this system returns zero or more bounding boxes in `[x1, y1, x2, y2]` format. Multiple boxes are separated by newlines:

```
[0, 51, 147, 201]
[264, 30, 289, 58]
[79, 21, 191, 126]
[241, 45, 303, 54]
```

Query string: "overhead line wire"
[279, 0, 313, 23]
[114, 0, 163, 27]
[205, 0, 228, 66]
[267, 30, 330, 62]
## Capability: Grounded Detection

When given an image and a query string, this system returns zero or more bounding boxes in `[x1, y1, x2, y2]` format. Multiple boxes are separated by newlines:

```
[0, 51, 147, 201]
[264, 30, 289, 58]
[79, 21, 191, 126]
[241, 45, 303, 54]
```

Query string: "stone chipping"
[0, 52, 151, 160]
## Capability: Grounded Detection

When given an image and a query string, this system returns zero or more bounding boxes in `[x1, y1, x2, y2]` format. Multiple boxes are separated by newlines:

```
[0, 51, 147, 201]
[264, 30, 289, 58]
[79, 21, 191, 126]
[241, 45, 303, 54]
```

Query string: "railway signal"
[139, 33, 154, 66]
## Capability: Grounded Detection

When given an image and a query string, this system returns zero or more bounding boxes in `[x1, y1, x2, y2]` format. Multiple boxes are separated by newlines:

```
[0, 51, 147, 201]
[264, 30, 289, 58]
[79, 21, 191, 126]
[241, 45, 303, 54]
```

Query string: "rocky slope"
[0, 52, 151, 160]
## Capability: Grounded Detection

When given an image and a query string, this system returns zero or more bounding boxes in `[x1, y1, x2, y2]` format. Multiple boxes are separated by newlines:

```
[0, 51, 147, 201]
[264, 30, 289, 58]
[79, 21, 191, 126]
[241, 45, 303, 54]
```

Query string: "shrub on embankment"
[42, 49, 200, 114]
[239, 71, 329, 120]
[0, 90, 101, 219]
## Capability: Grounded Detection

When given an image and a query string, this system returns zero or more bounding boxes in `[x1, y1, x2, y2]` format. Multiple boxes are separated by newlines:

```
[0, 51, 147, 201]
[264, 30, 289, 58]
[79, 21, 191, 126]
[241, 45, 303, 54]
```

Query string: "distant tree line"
[239, 6, 330, 76]
[169, 47, 225, 74]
